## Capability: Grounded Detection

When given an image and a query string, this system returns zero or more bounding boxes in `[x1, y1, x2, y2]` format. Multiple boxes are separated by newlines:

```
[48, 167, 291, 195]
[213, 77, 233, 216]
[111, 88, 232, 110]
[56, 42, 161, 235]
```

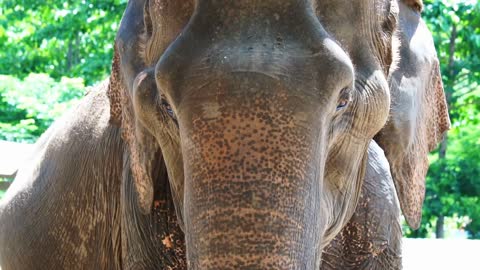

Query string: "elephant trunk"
[178, 86, 327, 269]
[152, 1, 356, 268]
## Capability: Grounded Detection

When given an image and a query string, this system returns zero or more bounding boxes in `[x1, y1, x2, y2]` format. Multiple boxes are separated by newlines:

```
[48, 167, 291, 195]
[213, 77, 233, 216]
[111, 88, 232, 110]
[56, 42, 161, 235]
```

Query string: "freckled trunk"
[180, 88, 326, 269]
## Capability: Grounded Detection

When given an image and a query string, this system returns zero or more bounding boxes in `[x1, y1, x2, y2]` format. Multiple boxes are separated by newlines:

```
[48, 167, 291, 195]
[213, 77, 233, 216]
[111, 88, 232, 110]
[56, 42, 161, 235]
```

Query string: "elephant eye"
[161, 98, 176, 120]
[336, 99, 349, 110]
[336, 88, 351, 111]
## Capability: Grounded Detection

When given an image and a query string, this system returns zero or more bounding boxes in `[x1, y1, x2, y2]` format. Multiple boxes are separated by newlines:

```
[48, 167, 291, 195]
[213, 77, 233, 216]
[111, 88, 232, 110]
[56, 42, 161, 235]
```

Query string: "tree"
[0, 0, 126, 85]
[0, 74, 86, 142]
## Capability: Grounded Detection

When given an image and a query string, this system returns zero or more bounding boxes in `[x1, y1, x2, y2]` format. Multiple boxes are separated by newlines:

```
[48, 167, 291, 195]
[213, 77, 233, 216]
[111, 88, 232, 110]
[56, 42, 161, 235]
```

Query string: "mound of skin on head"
[402, 0, 423, 12]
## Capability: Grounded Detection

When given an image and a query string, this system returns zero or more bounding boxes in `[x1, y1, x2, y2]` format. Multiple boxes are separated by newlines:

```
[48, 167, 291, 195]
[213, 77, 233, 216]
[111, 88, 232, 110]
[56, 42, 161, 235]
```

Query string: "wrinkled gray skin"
[321, 142, 402, 269]
[0, 0, 448, 269]
[0, 83, 125, 269]
[321, 1, 450, 269]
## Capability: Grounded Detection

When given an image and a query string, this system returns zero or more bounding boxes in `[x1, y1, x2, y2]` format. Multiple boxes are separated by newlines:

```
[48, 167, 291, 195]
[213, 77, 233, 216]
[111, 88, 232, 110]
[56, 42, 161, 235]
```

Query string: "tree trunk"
[67, 39, 73, 72]
[66, 35, 80, 72]
[436, 215, 445, 239]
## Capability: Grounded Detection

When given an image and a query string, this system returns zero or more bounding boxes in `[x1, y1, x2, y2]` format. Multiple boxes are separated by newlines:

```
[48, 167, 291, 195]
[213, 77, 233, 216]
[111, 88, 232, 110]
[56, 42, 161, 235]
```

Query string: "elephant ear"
[375, 1, 450, 229]
[107, 47, 123, 125]
[107, 46, 158, 215]
[107, 0, 193, 219]
[106, 1, 157, 215]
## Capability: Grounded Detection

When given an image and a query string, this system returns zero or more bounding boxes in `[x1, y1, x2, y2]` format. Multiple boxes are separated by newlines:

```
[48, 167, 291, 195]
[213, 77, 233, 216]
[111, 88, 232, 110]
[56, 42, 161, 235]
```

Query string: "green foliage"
[0, 74, 85, 142]
[422, 122, 480, 239]
[0, 0, 126, 85]
[0, 0, 127, 144]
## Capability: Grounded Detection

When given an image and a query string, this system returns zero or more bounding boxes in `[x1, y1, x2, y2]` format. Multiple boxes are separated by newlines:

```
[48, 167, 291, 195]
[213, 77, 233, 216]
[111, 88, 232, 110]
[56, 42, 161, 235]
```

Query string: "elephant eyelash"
[336, 99, 349, 110]
[160, 98, 176, 120]
[336, 88, 351, 111]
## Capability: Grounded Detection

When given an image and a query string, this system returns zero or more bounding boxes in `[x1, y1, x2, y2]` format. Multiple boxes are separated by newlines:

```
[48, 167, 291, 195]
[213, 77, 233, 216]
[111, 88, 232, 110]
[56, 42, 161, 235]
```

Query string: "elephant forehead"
[313, 0, 398, 73]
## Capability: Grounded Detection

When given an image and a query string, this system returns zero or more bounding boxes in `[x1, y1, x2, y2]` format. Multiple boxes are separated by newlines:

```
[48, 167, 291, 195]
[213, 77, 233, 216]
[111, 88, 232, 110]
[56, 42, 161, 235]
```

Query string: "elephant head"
[375, 1, 451, 229]
[107, 0, 449, 268]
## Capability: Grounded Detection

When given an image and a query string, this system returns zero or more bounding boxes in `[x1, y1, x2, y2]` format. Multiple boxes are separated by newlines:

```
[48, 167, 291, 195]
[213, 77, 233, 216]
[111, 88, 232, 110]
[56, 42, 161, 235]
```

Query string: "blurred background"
[0, 0, 479, 267]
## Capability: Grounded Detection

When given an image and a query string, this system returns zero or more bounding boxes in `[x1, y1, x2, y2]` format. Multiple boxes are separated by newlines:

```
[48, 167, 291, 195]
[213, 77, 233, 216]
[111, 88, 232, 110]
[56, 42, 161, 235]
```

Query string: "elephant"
[0, 0, 449, 269]
[321, 1, 451, 269]
[321, 141, 402, 269]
